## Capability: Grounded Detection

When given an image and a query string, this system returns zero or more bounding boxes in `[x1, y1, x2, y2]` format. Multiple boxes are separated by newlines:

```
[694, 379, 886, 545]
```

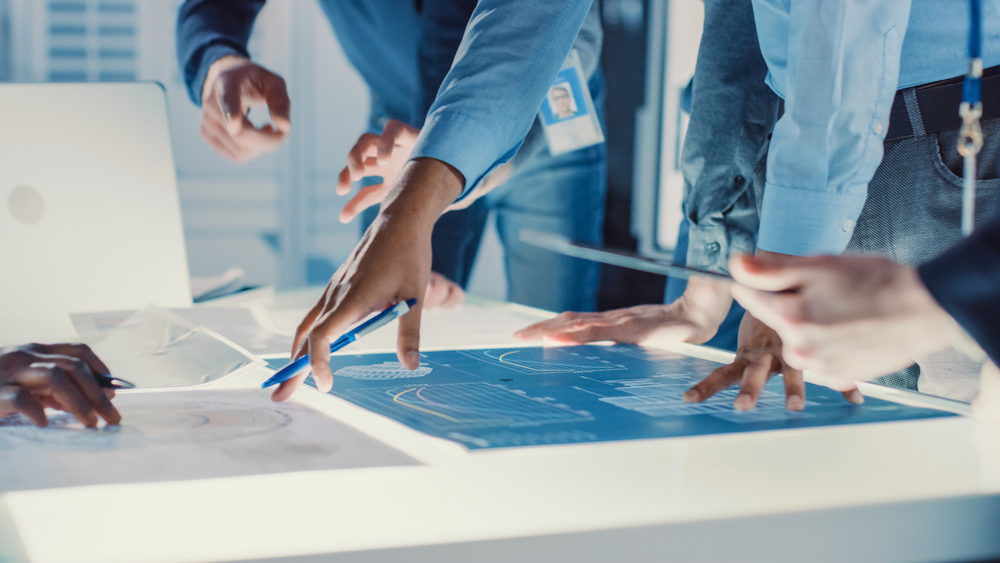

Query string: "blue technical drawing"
[300, 345, 955, 450]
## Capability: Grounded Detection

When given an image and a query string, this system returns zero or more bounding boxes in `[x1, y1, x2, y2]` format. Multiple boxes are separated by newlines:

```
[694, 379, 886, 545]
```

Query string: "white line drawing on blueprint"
[590, 374, 818, 421]
[457, 348, 627, 374]
[347, 382, 593, 431]
[335, 361, 433, 380]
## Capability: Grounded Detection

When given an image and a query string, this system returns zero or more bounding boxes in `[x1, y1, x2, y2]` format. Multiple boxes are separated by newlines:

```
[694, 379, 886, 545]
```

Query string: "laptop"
[0, 82, 191, 338]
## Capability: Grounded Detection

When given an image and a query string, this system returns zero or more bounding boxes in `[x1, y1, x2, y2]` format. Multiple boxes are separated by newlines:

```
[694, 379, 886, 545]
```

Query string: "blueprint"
[303, 345, 954, 450]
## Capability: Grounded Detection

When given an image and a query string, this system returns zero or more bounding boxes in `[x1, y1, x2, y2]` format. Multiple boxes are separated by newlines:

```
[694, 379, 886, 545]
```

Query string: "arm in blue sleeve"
[919, 216, 1000, 367]
[176, 0, 265, 106]
[409, 0, 594, 197]
[683, 0, 778, 273]
[755, 0, 911, 256]
[413, 0, 479, 127]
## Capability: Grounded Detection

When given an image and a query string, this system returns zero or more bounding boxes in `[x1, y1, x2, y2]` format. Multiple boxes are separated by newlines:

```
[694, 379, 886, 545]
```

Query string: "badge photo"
[539, 50, 605, 156]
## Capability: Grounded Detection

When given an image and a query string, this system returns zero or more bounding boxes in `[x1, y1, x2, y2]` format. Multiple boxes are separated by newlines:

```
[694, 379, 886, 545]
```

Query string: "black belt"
[885, 65, 1000, 141]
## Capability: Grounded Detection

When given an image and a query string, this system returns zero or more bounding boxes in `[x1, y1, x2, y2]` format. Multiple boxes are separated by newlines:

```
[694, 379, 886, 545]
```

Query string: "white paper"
[78, 305, 263, 389]
[190, 267, 246, 302]
[73, 306, 295, 358]
[0, 388, 419, 493]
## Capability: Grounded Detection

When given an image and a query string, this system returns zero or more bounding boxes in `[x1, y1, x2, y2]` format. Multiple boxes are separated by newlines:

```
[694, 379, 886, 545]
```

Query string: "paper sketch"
[0, 389, 418, 493]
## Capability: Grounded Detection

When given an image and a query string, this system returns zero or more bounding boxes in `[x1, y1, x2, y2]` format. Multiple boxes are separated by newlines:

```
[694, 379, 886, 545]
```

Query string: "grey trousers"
[755, 89, 1000, 402]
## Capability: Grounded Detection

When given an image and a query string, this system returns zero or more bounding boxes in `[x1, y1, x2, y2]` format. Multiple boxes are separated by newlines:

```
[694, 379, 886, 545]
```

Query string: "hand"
[682, 310, 863, 411]
[728, 252, 955, 381]
[200, 56, 291, 163]
[337, 120, 513, 222]
[337, 120, 420, 223]
[424, 272, 464, 309]
[514, 276, 732, 345]
[0, 343, 122, 428]
[274, 158, 465, 402]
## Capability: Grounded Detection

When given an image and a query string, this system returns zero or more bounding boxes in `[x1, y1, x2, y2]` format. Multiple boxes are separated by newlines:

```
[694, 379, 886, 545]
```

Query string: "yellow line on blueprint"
[498, 350, 543, 372]
[392, 388, 459, 422]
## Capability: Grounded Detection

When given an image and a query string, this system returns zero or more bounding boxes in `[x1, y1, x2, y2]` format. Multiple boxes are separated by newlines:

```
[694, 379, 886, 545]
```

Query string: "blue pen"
[262, 298, 417, 388]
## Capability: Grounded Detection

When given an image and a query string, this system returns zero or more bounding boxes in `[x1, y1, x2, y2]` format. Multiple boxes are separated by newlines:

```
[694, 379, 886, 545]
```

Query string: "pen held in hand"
[261, 298, 418, 389]
[94, 373, 136, 390]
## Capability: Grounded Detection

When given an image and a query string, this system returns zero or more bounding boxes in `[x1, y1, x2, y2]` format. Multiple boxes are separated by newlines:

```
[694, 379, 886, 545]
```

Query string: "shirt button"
[875, 123, 884, 135]
[706, 242, 721, 253]
[842, 219, 855, 232]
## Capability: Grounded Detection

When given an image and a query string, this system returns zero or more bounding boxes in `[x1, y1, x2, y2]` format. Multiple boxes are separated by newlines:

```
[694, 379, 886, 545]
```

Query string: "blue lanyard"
[959, 0, 984, 236]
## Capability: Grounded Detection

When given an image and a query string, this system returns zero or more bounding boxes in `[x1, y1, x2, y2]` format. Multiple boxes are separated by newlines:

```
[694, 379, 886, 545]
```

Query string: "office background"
[0, 0, 681, 311]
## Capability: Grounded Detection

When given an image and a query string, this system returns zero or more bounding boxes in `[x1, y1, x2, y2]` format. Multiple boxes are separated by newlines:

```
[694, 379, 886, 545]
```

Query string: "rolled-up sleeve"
[683, 0, 778, 272]
[754, 0, 911, 256]
[409, 0, 594, 197]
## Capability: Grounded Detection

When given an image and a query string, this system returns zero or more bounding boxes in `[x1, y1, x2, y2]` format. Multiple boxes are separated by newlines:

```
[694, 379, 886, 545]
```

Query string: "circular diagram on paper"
[0, 401, 292, 450]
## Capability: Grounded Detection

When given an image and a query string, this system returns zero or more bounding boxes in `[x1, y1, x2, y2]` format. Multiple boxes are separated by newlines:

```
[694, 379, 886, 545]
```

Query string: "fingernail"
[682, 389, 700, 403]
[786, 395, 804, 411]
[734, 394, 755, 410]
[405, 351, 420, 367]
[849, 389, 865, 404]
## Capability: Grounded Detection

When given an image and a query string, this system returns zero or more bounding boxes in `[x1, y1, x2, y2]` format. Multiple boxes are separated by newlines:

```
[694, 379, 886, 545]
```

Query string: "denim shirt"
[683, 0, 779, 273]
[408, 0, 602, 198]
[179, 0, 420, 125]
[177, 0, 602, 198]
[752, 0, 1000, 256]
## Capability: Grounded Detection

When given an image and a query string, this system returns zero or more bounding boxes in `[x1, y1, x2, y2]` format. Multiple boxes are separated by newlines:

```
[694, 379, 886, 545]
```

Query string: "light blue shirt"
[753, 0, 1000, 256]
[409, 0, 597, 197]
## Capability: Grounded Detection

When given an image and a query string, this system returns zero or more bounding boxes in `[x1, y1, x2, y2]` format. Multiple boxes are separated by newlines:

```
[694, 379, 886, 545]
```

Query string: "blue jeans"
[362, 71, 608, 313]
[664, 217, 744, 352]
[435, 136, 606, 312]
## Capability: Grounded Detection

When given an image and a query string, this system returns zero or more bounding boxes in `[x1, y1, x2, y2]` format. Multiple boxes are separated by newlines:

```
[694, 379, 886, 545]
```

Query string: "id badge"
[538, 49, 605, 156]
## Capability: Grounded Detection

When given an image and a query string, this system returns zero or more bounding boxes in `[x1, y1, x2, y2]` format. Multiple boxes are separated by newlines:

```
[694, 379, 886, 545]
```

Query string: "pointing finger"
[683, 360, 745, 403]
[781, 365, 806, 411]
[397, 299, 424, 370]
[733, 355, 776, 410]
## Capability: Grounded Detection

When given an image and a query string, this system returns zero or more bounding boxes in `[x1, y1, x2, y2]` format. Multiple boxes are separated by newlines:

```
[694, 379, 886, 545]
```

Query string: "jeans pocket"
[927, 130, 1000, 226]
[933, 126, 1000, 183]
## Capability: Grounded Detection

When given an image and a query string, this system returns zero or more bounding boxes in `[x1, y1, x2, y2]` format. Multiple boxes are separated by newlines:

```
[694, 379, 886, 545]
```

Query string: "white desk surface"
[2, 290, 998, 563]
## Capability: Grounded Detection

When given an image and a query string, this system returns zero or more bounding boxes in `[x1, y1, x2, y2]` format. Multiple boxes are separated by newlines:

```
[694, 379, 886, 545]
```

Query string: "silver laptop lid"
[0, 82, 191, 323]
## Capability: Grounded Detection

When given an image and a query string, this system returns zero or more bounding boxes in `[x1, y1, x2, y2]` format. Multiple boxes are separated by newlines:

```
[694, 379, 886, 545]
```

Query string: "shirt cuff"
[757, 183, 867, 256]
[410, 110, 524, 201]
[188, 44, 245, 107]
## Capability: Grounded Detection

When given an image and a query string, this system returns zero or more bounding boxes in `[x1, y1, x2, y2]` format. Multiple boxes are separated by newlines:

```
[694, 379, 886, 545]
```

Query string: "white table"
[2, 290, 998, 563]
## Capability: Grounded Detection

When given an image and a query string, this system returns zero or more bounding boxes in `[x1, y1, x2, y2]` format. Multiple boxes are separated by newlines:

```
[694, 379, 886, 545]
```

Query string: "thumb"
[218, 79, 246, 136]
[396, 299, 423, 370]
[729, 253, 808, 292]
